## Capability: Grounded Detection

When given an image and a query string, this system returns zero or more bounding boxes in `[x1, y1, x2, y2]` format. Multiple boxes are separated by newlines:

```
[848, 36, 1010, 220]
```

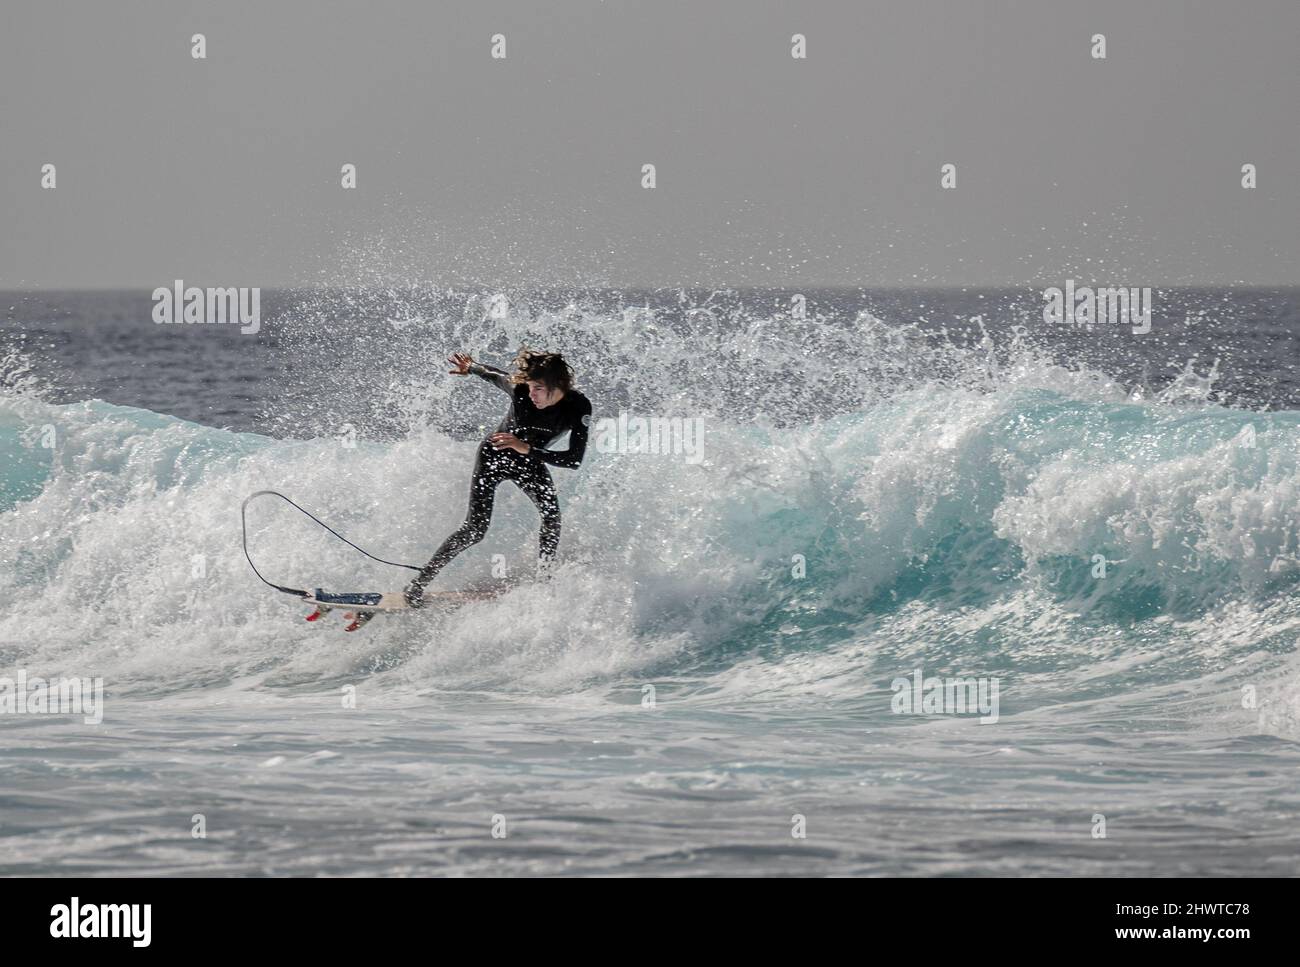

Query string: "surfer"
[402, 349, 592, 607]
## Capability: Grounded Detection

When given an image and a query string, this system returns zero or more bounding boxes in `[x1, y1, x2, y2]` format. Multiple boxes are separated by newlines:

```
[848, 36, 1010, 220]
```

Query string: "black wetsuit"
[406, 362, 592, 603]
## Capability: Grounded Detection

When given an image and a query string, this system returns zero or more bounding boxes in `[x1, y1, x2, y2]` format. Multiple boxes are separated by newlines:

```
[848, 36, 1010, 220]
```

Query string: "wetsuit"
[405, 361, 593, 604]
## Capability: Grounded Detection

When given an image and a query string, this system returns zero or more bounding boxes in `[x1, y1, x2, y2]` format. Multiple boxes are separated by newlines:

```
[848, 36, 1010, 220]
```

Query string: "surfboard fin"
[343, 611, 377, 633]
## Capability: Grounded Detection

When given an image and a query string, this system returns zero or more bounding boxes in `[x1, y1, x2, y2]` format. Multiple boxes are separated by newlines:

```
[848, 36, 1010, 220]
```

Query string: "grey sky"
[2, 0, 1297, 289]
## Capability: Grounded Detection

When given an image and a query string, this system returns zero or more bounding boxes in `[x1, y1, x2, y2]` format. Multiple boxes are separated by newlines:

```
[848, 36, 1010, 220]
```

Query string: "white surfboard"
[304, 586, 504, 613]
[303, 582, 512, 629]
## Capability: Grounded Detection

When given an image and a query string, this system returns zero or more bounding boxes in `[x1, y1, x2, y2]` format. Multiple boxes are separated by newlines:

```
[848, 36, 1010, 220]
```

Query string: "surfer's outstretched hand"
[448, 352, 473, 375]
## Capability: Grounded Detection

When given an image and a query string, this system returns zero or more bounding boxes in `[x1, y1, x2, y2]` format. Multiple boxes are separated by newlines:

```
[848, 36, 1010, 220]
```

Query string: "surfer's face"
[527, 380, 564, 408]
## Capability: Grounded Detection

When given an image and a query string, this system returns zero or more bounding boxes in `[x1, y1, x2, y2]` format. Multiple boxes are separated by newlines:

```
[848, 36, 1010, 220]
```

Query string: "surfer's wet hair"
[512, 349, 573, 393]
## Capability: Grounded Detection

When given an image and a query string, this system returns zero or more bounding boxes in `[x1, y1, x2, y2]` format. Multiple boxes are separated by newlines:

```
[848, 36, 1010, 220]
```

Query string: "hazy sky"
[2, 0, 1297, 289]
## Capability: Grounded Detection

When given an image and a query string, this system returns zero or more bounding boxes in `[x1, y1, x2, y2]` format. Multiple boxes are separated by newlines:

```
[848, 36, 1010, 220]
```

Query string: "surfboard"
[241, 491, 513, 630]
[305, 586, 504, 613]
[303, 582, 510, 631]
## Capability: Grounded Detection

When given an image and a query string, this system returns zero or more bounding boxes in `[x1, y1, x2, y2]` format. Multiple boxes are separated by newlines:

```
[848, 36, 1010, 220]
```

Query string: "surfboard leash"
[240, 490, 423, 597]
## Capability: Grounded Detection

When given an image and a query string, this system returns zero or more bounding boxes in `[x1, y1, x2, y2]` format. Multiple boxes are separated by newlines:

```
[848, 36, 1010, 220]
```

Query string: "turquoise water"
[2, 293, 1300, 875]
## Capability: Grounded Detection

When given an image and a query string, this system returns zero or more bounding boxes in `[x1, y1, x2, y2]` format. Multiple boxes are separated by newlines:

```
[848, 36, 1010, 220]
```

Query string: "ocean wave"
[3, 349, 1298, 711]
